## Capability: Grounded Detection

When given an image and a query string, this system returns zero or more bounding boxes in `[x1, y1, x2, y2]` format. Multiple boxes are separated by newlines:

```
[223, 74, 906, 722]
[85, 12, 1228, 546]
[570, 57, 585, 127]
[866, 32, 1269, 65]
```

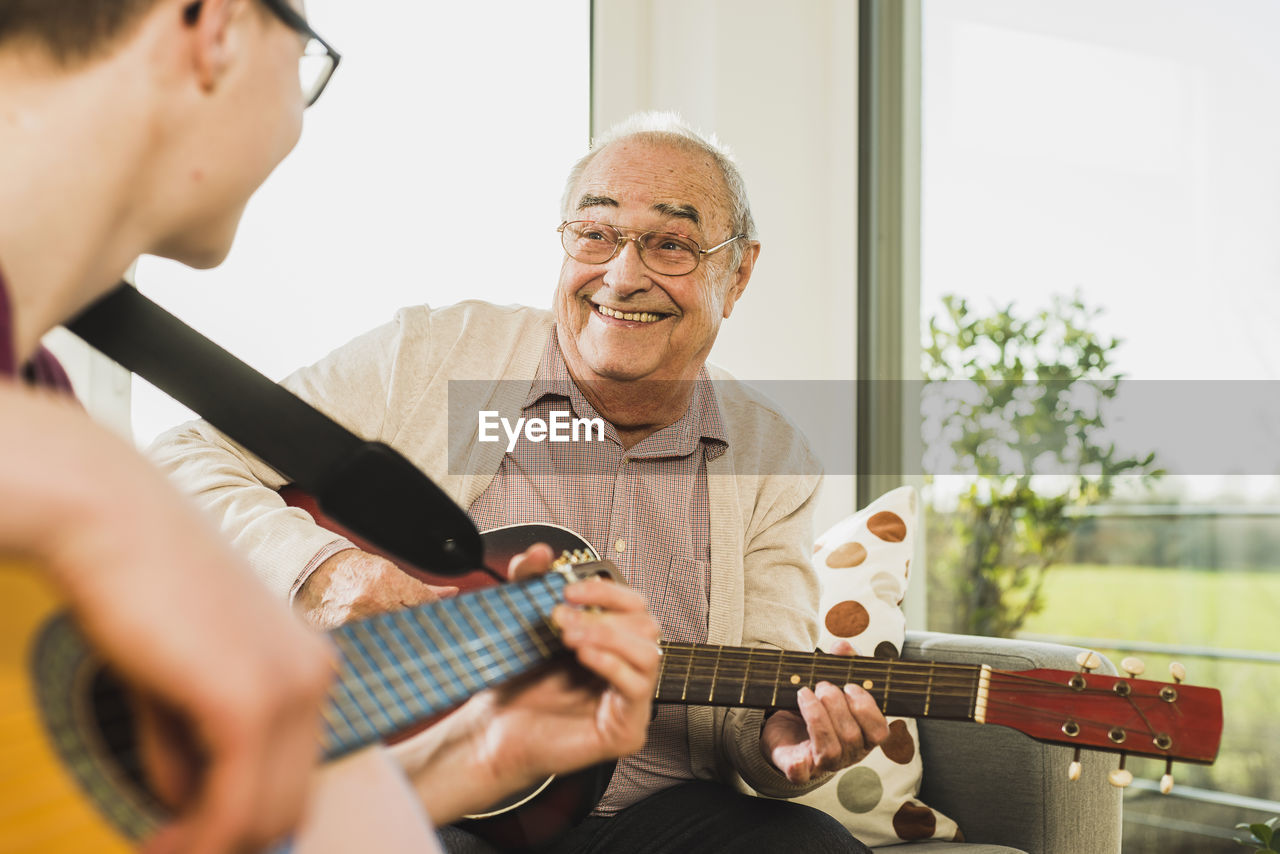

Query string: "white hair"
[559, 112, 758, 264]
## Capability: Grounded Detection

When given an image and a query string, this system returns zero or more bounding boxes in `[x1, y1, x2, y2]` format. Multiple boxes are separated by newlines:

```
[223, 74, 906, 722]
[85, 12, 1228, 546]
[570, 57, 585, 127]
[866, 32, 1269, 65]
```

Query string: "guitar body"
[1, 505, 626, 852]
[0, 565, 134, 854]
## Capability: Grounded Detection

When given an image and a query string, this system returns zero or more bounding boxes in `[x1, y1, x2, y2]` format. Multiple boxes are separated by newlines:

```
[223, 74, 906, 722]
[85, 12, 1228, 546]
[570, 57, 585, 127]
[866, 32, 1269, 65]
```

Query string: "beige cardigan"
[151, 300, 828, 799]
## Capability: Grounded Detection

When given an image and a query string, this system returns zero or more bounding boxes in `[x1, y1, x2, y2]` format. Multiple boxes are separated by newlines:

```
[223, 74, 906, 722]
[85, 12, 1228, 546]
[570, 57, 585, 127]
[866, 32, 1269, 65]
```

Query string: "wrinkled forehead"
[570, 139, 733, 237]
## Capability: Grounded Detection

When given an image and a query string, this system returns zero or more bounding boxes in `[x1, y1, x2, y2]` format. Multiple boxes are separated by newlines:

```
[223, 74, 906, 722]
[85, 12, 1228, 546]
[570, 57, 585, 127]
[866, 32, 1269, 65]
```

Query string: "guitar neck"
[655, 643, 988, 723]
[319, 570, 573, 757]
[654, 642, 1223, 765]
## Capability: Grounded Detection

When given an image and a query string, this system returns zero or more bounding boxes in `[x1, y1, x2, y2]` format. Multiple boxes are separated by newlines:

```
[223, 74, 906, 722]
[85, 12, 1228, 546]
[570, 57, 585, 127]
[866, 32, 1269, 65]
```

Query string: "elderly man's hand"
[759, 641, 890, 784]
[295, 548, 459, 630]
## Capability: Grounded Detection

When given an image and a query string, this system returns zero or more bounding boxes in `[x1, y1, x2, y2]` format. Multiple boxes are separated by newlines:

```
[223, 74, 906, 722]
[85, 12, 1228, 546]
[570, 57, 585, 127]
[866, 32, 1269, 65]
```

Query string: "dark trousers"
[438, 780, 872, 854]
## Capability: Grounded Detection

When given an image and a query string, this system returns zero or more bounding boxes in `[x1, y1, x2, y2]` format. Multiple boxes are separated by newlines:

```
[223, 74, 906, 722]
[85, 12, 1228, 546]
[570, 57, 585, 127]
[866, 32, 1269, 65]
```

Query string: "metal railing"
[1015, 631, 1280, 817]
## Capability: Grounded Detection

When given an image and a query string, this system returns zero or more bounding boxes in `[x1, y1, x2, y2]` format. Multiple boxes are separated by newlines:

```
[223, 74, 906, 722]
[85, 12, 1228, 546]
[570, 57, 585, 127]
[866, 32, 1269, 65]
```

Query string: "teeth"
[597, 305, 664, 323]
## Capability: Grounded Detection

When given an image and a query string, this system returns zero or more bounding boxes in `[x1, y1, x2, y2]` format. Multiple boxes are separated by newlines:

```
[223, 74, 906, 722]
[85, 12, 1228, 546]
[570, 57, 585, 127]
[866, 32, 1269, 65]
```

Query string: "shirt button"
[615, 539, 626, 553]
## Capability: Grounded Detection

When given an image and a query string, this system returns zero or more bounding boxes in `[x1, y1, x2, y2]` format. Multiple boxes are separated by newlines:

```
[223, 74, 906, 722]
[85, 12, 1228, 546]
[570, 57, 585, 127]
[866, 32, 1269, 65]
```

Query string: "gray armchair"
[868, 632, 1124, 854]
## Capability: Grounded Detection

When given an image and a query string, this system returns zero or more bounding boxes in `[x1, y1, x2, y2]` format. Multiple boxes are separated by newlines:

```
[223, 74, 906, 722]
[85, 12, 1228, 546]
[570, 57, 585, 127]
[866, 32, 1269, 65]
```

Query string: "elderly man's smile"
[593, 303, 671, 324]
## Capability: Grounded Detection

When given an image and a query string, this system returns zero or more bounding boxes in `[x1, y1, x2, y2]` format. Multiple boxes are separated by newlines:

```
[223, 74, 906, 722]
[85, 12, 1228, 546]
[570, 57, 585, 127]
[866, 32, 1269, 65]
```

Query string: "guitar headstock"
[983, 654, 1223, 793]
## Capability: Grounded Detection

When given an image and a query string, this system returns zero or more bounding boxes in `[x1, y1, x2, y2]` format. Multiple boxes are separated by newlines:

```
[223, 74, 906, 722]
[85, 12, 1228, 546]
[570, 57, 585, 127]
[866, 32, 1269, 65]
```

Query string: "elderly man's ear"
[722, 241, 761, 319]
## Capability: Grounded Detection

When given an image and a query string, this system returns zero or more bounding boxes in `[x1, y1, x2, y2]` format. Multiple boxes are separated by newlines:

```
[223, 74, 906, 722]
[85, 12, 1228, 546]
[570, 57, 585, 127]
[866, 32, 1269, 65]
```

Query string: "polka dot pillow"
[788, 485, 962, 847]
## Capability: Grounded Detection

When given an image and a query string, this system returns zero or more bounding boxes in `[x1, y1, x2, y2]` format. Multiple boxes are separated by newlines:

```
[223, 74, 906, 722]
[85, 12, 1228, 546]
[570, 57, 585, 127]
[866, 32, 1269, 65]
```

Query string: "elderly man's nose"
[604, 239, 649, 291]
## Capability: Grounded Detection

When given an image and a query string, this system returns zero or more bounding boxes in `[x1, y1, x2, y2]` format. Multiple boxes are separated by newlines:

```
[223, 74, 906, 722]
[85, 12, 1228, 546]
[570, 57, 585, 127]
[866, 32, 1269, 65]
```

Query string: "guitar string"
[648, 673, 1195, 759]
[296, 576, 567, 752]
[923, 675, 1196, 753]
[657, 655, 1197, 750]
[966, 697, 1183, 750]
[659, 645, 998, 680]
[658, 646, 989, 700]
[309, 569, 578, 750]
[986, 673, 1185, 743]
[661, 645, 1193, 698]
[656, 656, 985, 685]
[660, 642, 1171, 687]
[661, 673, 984, 693]
[296, 556, 620, 743]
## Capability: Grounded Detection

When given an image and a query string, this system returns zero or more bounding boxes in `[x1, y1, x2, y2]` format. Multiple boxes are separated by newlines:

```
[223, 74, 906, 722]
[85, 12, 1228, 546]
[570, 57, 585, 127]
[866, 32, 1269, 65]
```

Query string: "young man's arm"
[0, 382, 335, 854]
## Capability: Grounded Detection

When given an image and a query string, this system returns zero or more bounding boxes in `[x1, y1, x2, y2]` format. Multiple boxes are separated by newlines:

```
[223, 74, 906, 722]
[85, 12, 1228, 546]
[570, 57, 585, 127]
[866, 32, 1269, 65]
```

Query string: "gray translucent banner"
[446, 379, 1278, 476]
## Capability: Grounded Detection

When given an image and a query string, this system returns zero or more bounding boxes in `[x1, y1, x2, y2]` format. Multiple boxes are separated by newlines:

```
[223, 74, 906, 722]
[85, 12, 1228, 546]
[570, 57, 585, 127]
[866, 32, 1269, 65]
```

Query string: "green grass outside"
[1020, 563, 1280, 651]
[1015, 563, 1280, 808]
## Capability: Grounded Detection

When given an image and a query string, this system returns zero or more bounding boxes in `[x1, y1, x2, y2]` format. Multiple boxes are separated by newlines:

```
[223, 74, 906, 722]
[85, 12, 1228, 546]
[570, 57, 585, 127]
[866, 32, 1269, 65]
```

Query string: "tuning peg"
[1068, 747, 1082, 782]
[1160, 759, 1174, 794]
[1076, 651, 1102, 672]
[1169, 662, 1186, 684]
[1121, 657, 1145, 678]
[1108, 754, 1133, 789]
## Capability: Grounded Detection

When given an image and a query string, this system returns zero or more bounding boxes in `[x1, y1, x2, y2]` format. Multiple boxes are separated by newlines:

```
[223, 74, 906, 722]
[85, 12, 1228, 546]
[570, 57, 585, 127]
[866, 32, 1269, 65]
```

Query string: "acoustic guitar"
[0, 530, 616, 854]
[282, 490, 1225, 852]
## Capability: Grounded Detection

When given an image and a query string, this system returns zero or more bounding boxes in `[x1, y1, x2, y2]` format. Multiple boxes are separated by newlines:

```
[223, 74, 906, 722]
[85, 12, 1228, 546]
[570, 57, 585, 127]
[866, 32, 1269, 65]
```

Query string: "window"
[919, 1, 1280, 848]
[131, 0, 590, 445]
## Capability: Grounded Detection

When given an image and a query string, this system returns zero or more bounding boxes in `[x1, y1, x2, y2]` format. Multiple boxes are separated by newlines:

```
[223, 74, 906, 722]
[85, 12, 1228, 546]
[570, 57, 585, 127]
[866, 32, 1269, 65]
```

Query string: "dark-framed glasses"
[259, 0, 340, 107]
[183, 0, 341, 108]
[558, 220, 746, 277]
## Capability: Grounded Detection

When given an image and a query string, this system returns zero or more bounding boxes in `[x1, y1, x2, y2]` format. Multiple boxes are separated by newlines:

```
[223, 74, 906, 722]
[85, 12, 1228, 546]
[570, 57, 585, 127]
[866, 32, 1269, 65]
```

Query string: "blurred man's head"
[0, 0, 336, 268]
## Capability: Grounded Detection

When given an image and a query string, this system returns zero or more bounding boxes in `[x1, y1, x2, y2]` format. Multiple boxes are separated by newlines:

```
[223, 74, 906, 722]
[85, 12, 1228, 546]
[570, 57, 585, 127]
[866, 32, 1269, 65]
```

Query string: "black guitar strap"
[66, 281, 482, 575]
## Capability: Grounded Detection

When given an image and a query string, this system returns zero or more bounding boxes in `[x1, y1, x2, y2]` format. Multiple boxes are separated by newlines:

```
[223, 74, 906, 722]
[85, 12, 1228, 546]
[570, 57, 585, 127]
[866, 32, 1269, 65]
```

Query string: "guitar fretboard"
[656, 643, 986, 722]
[321, 572, 567, 757]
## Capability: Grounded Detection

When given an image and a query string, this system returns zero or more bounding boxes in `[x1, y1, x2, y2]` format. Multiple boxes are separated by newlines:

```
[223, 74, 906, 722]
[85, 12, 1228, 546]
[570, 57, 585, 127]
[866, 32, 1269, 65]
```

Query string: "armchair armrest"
[902, 631, 1122, 854]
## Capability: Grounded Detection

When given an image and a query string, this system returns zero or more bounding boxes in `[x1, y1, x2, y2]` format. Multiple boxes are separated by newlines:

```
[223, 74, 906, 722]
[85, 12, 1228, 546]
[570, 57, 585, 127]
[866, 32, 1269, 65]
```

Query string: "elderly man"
[153, 113, 887, 853]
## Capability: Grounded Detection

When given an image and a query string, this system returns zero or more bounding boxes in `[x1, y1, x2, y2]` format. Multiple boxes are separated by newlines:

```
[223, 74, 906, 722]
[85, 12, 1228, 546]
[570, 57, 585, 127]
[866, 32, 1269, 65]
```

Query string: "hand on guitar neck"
[760, 639, 890, 784]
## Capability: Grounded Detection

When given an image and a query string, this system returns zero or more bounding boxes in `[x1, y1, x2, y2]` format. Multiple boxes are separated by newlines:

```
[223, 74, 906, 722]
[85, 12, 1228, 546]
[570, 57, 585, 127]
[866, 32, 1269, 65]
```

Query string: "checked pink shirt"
[0, 268, 73, 392]
[468, 330, 728, 815]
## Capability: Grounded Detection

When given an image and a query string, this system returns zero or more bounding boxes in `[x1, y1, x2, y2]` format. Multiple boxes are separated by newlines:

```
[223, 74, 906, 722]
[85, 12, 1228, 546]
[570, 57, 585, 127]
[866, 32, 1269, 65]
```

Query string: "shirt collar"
[0, 268, 75, 393]
[525, 327, 728, 459]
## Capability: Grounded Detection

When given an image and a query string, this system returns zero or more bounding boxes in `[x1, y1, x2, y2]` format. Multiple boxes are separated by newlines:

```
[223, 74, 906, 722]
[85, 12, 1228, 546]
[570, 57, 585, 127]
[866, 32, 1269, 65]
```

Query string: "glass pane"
[132, 0, 590, 446]
[921, 1, 1280, 850]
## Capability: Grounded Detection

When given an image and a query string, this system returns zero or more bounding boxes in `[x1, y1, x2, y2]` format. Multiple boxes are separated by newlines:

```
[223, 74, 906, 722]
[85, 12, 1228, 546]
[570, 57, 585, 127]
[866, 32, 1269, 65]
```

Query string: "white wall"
[592, 0, 860, 530]
[128, 0, 591, 446]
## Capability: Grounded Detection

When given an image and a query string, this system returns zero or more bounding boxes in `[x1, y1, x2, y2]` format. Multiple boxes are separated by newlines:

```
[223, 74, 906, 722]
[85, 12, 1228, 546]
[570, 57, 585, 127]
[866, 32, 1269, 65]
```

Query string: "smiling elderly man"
[152, 112, 888, 853]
